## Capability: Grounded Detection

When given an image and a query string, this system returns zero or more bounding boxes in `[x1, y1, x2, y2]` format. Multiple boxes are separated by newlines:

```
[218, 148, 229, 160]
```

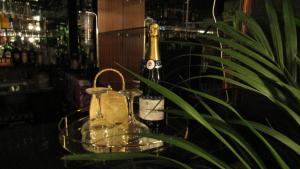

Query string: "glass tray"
[58, 109, 164, 154]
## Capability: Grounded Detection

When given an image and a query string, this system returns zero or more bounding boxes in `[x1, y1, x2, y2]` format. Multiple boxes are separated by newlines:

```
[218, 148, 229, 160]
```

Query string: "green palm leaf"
[199, 101, 266, 169]
[200, 54, 273, 96]
[277, 82, 300, 101]
[264, 0, 284, 69]
[235, 11, 275, 61]
[63, 152, 193, 169]
[119, 64, 251, 169]
[230, 120, 300, 155]
[283, 0, 298, 82]
[194, 55, 300, 125]
[215, 22, 271, 59]
[139, 133, 231, 169]
[181, 82, 266, 168]
[200, 35, 282, 75]
[207, 46, 283, 82]
[205, 74, 300, 127]
[175, 86, 290, 169]
[295, 17, 300, 27]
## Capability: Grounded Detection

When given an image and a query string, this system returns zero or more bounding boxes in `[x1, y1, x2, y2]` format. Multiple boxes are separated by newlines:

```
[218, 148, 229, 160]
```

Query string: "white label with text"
[139, 98, 164, 120]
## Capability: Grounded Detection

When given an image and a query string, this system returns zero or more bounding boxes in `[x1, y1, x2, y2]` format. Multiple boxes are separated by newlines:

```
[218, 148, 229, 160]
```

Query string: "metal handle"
[93, 68, 126, 91]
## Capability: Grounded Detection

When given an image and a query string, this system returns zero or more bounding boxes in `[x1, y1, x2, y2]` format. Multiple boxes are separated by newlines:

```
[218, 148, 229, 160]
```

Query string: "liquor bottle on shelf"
[139, 23, 165, 133]
[3, 39, 13, 65]
[12, 42, 21, 66]
[28, 44, 36, 65]
[21, 42, 28, 65]
[0, 45, 4, 64]
[1, 14, 11, 29]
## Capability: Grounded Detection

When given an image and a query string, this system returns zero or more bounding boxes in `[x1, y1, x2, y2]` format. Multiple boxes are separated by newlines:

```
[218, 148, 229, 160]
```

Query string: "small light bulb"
[28, 23, 34, 30]
[33, 15, 41, 21]
[35, 26, 41, 31]
[28, 37, 34, 43]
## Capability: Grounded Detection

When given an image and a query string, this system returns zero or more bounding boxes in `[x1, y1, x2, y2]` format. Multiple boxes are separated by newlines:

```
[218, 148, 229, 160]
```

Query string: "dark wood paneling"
[99, 32, 123, 84]
[123, 29, 144, 78]
[99, 0, 123, 33]
[99, 30, 143, 88]
[123, 0, 145, 29]
[98, 0, 144, 89]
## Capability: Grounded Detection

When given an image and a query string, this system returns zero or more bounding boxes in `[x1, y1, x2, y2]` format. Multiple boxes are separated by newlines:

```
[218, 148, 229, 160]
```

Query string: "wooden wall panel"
[99, 32, 123, 84]
[98, 0, 123, 33]
[122, 29, 144, 79]
[98, 0, 145, 88]
[98, 33, 112, 83]
[123, 0, 145, 29]
[98, 31, 143, 88]
[99, 0, 144, 32]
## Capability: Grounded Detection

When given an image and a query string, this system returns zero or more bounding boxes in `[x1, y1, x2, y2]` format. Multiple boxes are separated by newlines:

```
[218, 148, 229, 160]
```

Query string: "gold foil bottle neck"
[147, 23, 160, 61]
[149, 23, 159, 37]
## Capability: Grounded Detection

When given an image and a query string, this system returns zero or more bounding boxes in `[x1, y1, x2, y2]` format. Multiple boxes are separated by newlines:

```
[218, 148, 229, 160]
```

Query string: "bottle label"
[139, 97, 164, 120]
[4, 51, 11, 58]
[145, 60, 162, 70]
[14, 53, 20, 60]
[22, 52, 28, 64]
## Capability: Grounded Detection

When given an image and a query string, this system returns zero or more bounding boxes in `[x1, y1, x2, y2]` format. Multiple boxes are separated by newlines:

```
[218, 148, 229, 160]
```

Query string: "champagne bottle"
[139, 23, 165, 133]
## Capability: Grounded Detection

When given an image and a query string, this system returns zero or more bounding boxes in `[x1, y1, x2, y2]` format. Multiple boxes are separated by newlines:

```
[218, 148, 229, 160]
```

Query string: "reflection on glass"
[80, 89, 163, 153]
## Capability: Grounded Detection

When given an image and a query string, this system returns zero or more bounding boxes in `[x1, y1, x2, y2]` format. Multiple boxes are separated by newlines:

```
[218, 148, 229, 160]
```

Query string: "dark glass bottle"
[21, 43, 28, 65]
[28, 44, 36, 65]
[139, 23, 165, 133]
[0, 45, 4, 64]
[12, 43, 21, 66]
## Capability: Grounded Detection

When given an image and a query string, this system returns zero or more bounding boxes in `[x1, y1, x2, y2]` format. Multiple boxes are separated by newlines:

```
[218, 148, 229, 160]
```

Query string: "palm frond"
[215, 22, 271, 59]
[195, 55, 300, 125]
[264, 0, 284, 69]
[235, 11, 275, 61]
[207, 46, 283, 82]
[119, 64, 251, 169]
[200, 54, 273, 96]
[200, 35, 282, 75]
[230, 120, 300, 155]
[63, 152, 193, 169]
[295, 17, 300, 27]
[175, 86, 290, 168]
[140, 133, 232, 169]
[283, 0, 298, 82]
[199, 101, 267, 169]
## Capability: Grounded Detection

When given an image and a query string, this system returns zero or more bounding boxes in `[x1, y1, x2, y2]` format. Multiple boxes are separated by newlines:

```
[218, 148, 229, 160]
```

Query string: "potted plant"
[63, 0, 300, 168]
